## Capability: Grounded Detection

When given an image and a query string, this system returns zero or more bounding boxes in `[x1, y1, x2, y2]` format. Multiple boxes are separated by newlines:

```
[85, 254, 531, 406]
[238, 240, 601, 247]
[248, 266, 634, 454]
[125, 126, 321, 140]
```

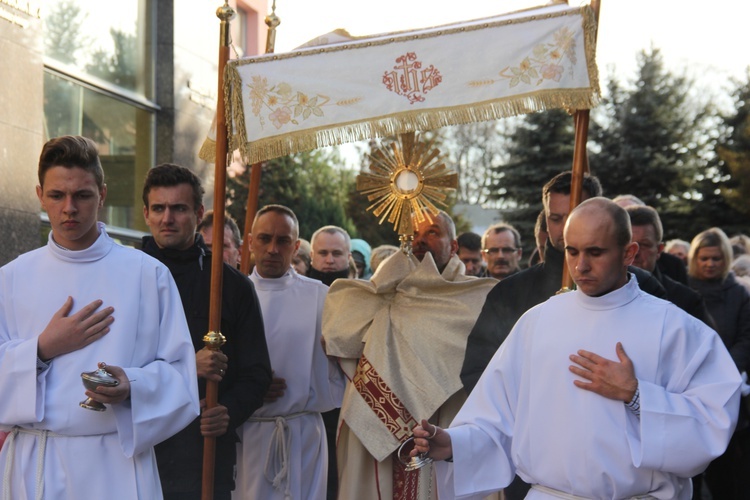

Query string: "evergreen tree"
[491, 108, 575, 249]
[676, 102, 743, 240]
[661, 70, 750, 241]
[590, 48, 702, 238]
[715, 70, 750, 225]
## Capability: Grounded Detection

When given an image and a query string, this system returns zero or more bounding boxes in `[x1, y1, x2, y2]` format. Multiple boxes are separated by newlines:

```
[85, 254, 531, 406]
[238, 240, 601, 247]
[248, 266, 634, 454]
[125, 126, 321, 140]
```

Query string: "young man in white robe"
[412, 197, 742, 500]
[233, 205, 345, 499]
[0, 135, 199, 499]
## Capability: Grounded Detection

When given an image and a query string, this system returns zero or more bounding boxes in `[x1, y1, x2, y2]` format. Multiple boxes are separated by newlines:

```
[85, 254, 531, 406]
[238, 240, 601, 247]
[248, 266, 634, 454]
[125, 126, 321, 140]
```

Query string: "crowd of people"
[0, 135, 748, 500]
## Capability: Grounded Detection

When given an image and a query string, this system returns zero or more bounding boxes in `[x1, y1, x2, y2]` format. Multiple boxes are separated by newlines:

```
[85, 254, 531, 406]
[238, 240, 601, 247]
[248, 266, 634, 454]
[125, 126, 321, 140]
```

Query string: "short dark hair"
[482, 222, 521, 249]
[142, 163, 204, 212]
[198, 210, 242, 249]
[534, 209, 547, 237]
[39, 136, 104, 189]
[254, 204, 300, 240]
[542, 171, 602, 210]
[457, 232, 482, 252]
[625, 205, 663, 242]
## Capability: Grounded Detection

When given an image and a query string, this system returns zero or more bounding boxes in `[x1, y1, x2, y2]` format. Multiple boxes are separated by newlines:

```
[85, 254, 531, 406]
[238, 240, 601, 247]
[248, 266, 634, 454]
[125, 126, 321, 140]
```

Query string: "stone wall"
[0, 3, 44, 266]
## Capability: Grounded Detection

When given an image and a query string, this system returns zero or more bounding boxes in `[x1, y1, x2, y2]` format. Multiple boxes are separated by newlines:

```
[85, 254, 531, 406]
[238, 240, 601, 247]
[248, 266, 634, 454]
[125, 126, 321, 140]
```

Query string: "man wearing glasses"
[481, 223, 523, 281]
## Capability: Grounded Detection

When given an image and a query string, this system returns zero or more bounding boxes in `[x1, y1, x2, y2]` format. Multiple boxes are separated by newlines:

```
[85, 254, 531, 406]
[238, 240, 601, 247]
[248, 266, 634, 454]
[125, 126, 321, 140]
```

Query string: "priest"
[324, 210, 496, 500]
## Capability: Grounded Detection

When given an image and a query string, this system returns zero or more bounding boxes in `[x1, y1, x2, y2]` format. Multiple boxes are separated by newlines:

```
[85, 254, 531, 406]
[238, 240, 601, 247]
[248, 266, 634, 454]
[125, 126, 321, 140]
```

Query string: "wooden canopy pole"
[560, 0, 601, 292]
[240, 2, 280, 276]
[201, 3, 234, 499]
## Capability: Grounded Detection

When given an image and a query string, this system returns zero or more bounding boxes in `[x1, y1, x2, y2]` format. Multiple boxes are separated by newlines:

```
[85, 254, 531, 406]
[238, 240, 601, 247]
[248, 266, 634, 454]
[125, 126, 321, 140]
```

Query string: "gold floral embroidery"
[246, 76, 361, 130]
[500, 27, 576, 87]
[468, 27, 578, 89]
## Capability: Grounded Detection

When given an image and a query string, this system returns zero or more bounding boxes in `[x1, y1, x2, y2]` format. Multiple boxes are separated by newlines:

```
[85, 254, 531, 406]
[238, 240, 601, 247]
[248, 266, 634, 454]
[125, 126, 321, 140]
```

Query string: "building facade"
[0, 0, 267, 265]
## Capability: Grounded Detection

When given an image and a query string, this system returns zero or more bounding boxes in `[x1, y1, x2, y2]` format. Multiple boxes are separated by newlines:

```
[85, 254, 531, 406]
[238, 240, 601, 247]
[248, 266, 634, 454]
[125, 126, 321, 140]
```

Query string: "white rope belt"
[2, 427, 63, 500]
[248, 411, 314, 500]
[531, 484, 656, 499]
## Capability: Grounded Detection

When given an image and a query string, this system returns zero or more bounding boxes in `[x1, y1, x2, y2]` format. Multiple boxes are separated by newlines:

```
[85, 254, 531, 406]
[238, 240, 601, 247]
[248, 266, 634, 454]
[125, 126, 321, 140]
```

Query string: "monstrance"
[356, 132, 458, 255]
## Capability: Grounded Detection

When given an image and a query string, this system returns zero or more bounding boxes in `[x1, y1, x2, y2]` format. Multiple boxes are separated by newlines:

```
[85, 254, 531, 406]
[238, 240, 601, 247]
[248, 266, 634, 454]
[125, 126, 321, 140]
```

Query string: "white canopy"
[203, 2, 599, 165]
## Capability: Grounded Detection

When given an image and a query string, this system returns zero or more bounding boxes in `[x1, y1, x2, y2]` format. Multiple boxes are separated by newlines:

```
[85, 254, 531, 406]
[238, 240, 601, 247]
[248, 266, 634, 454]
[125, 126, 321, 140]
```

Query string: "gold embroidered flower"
[541, 64, 564, 82]
[276, 82, 293, 98]
[553, 27, 576, 63]
[244, 77, 356, 130]
[269, 106, 292, 129]
[248, 76, 269, 116]
[294, 93, 326, 120]
[498, 27, 578, 88]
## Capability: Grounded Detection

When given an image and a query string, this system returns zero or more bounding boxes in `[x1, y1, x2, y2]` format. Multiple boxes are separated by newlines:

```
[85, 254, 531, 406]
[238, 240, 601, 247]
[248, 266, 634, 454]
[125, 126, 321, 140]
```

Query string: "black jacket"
[652, 265, 716, 329]
[689, 273, 750, 373]
[460, 241, 666, 393]
[657, 251, 688, 285]
[142, 235, 272, 494]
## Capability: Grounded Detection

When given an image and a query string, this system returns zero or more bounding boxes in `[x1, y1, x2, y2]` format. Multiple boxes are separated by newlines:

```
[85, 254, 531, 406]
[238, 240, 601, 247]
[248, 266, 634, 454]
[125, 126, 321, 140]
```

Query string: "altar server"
[233, 204, 344, 499]
[0, 135, 199, 499]
[413, 197, 741, 500]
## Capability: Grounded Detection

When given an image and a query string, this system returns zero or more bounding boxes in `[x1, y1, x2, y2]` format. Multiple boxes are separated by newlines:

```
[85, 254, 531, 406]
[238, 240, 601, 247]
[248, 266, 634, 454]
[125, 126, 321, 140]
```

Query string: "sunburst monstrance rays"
[356, 132, 458, 237]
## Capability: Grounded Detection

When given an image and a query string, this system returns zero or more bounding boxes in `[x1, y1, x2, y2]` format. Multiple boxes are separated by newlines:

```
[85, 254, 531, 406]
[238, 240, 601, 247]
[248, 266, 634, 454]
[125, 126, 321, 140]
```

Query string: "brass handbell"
[397, 436, 433, 471]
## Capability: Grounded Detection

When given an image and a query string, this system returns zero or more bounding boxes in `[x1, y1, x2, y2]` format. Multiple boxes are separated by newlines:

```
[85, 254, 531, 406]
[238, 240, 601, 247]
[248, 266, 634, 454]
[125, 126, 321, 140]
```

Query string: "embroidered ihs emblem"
[382, 52, 442, 105]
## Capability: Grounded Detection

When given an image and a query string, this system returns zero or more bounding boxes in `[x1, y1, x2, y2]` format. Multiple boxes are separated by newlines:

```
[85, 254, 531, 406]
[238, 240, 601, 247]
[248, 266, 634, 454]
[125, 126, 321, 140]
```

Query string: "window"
[41, 0, 155, 231]
[235, 6, 248, 57]
[42, 0, 151, 95]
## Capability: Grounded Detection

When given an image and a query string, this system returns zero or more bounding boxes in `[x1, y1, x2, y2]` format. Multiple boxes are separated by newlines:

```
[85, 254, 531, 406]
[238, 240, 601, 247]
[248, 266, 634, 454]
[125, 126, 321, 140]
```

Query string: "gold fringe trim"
[233, 88, 599, 165]
[227, 63, 247, 158]
[581, 5, 601, 104]
[198, 137, 216, 162]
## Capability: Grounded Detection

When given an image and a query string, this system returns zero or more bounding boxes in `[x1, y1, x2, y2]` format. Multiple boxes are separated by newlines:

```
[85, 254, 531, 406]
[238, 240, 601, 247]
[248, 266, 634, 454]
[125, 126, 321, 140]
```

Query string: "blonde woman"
[688, 227, 750, 499]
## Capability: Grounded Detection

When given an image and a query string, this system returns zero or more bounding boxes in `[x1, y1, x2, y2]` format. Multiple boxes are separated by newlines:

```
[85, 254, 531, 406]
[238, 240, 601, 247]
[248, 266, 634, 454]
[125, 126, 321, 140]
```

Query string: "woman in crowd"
[688, 227, 750, 499]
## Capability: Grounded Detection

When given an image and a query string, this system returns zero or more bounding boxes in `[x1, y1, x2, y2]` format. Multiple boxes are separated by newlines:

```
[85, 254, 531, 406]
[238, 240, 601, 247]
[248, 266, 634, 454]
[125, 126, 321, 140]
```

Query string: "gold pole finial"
[265, 1, 280, 54]
[216, 2, 235, 21]
[216, 3, 235, 47]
